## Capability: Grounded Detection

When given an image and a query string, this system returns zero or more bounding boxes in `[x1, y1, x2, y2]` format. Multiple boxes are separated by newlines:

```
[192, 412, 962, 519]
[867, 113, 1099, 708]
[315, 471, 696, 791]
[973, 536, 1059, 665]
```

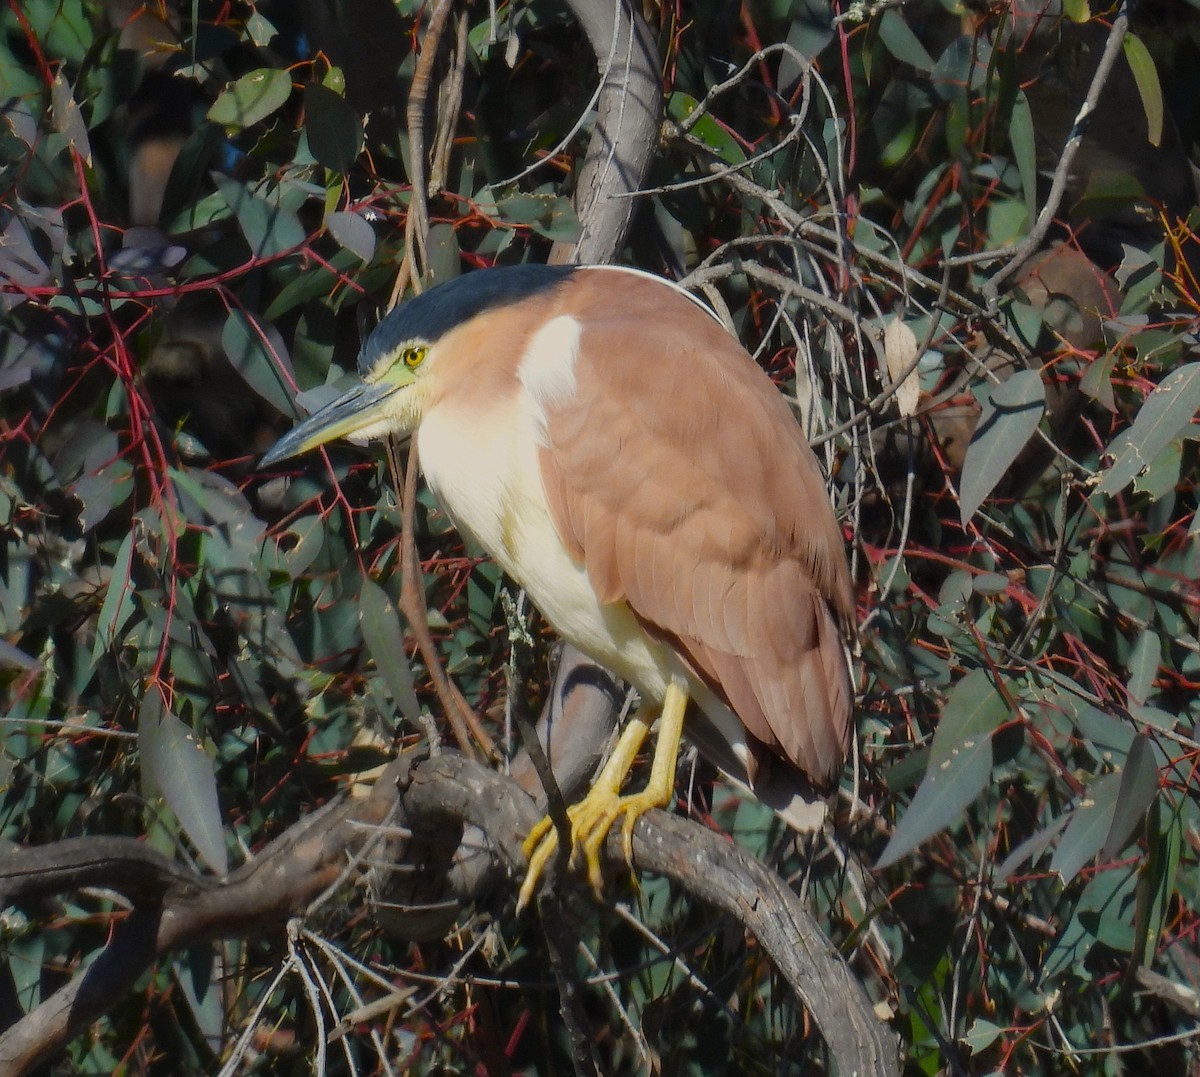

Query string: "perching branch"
[0, 748, 898, 1077]
[0, 780, 398, 1074]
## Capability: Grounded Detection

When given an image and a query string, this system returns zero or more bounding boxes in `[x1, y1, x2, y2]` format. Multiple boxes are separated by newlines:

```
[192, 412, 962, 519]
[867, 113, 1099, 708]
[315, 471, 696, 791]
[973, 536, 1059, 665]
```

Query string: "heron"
[262, 264, 855, 907]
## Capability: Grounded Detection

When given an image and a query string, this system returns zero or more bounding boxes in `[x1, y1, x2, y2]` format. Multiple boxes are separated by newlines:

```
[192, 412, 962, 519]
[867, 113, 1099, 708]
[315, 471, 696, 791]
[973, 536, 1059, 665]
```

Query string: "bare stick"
[982, 1, 1133, 305]
[385, 437, 496, 759]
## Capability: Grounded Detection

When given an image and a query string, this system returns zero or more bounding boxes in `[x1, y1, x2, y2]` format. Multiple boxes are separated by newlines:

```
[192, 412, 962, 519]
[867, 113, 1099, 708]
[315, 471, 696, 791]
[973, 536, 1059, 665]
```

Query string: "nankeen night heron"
[262, 264, 855, 906]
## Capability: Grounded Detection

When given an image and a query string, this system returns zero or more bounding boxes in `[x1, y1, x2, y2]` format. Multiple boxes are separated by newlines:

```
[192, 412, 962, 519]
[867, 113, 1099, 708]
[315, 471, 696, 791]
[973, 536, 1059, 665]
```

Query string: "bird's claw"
[517, 791, 658, 911]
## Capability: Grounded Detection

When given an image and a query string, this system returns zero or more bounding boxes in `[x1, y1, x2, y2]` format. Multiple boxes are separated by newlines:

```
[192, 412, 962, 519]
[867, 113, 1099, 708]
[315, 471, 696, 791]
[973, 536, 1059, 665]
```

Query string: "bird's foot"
[518, 784, 667, 910]
[516, 679, 688, 912]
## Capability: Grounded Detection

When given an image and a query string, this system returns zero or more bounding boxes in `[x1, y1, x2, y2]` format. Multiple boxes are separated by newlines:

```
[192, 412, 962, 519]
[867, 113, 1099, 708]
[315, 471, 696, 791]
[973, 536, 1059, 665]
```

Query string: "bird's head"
[260, 264, 573, 468]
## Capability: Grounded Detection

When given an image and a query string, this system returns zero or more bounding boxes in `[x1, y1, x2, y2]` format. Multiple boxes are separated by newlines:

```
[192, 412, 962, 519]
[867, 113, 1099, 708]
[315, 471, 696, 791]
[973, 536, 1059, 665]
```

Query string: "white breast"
[416, 315, 673, 701]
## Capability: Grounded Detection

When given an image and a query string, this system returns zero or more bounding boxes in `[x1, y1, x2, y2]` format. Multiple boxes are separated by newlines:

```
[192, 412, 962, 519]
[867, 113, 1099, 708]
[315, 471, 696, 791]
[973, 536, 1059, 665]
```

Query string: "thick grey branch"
[403, 755, 900, 1077]
[551, 0, 663, 266]
[2, 750, 897, 1077]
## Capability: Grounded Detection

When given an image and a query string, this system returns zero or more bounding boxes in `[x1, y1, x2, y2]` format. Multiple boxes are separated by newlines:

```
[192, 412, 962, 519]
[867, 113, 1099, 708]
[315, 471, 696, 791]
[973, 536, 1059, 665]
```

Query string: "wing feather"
[537, 270, 854, 786]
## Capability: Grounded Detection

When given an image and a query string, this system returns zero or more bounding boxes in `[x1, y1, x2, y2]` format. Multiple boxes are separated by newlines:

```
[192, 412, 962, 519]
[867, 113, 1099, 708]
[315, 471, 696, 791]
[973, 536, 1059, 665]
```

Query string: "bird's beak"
[259, 378, 409, 468]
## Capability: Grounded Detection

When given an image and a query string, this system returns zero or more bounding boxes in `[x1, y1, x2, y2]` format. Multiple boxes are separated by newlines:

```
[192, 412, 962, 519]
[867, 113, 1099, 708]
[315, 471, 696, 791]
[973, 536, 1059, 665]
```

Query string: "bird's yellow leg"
[518, 679, 688, 909]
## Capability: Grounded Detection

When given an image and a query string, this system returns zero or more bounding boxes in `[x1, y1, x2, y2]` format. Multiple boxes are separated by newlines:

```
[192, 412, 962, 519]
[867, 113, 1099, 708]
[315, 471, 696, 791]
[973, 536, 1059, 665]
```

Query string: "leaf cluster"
[3, 0, 1200, 1073]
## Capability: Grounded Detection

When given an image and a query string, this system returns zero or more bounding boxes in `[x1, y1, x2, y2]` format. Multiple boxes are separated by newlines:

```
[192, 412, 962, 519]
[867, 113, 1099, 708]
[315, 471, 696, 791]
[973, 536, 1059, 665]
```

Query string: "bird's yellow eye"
[401, 346, 427, 370]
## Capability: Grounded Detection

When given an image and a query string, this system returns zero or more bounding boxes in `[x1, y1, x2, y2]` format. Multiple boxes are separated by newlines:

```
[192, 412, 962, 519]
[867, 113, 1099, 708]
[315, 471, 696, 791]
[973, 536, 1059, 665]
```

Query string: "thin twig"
[982, 1, 1133, 305]
[501, 593, 573, 887]
[538, 898, 604, 1077]
[403, 0, 456, 276]
[385, 437, 495, 759]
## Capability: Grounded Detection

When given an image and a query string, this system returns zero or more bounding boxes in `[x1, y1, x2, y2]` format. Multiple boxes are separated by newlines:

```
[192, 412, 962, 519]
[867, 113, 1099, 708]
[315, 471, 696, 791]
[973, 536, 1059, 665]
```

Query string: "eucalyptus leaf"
[139, 695, 228, 875]
[304, 84, 363, 172]
[92, 531, 136, 660]
[326, 210, 376, 262]
[959, 370, 1046, 524]
[359, 577, 421, 722]
[1135, 797, 1183, 966]
[50, 70, 90, 163]
[1126, 630, 1161, 705]
[0, 640, 38, 670]
[667, 93, 748, 164]
[996, 812, 1071, 882]
[222, 310, 301, 417]
[214, 174, 306, 259]
[207, 68, 292, 129]
[877, 10, 933, 71]
[876, 669, 1008, 867]
[1080, 351, 1117, 412]
[1049, 771, 1122, 884]
[1009, 91, 1036, 224]
[1122, 32, 1163, 147]
[1101, 734, 1159, 860]
[1097, 364, 1200, 495]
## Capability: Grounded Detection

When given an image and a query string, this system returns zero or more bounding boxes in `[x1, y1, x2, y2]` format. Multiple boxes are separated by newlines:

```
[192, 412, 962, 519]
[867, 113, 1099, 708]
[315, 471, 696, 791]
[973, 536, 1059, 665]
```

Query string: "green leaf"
[1096, 363, 1200, 495]
[50, 70, 91, 163]
[876, 669, 1008, 867]
[222, 310, 300, 417]
[931, 35, 984, 102]
[172, 949, 225, 1047]
[1074, 170, 1146, 222]
[1009, 91, 1036, 224]
[495, 191, 581, 242]
[207, 69, 292, 129]
[425, 222, 461, 287]
[1122, 33, 1163, 148]
[0, 640, 39, 671]
[873, 81, 925, 168]
[996, 812, 1071, 881]
[246, 12, 279, 46]
[326, 210, 375, 262]
[1134, 796, 1183, 966]
[667, 93, 747, 165]
[166, 188, 233, 235]
[959, 370, 1046, 524]
[70, 460, 133, 532]
[304, 84, 363, 172]
[359, 577, 421, 722]
[1101, 734, 1159, 860]
[1127, 630, 1161, 705]
[1080, 350, 1117, 412]
[1131, 439, 1182, 501]
[214, 174, 306, 259]
[1041, 869, 1138, 979]
[945, 91, 968, 157]
[963, 1018, 1002, 1054]
[278, 516, 326, 578]
[877, 10, 933, 72]
[263, 261, 344, 320]
[986, 198, 1027, 246]
[139, 695, 228, 875]
[1050, 771, 1122, 883]
[92, 531, 135, 660]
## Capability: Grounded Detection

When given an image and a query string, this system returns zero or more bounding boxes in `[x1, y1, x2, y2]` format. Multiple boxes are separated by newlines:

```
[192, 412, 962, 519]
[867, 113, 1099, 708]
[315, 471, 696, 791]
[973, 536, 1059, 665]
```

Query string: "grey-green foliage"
[3, 0, 1200, 1073]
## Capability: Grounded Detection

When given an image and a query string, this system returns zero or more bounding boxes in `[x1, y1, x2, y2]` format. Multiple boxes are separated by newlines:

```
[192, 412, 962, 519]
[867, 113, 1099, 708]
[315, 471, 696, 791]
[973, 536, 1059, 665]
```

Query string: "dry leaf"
[883, 318, 920, 418]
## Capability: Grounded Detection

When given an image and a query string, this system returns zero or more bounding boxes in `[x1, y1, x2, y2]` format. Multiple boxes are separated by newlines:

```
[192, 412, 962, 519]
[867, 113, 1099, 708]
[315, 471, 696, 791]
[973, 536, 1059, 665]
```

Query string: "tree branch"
[0, 753, 897, 1077]
[550, 0, 663, 266]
